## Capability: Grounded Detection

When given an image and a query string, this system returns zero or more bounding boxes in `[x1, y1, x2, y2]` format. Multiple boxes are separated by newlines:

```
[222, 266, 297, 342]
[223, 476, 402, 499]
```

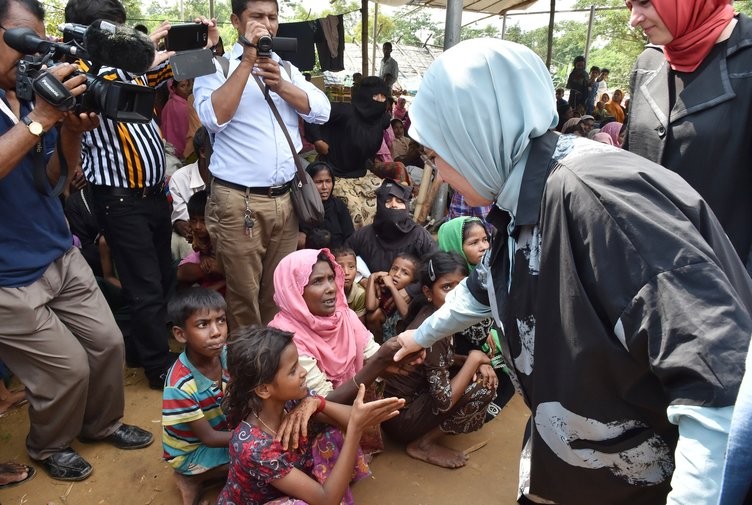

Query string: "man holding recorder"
[194, 0, 330, 328]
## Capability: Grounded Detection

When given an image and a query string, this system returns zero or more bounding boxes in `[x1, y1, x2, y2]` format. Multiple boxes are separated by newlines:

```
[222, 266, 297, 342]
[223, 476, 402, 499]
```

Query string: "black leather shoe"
[35, 449, 92, 481]
[81, 424, 153, 450]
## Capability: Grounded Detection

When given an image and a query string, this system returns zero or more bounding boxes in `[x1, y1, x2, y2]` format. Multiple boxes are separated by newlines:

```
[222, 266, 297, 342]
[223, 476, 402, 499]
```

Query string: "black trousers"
[92, 188, 175, 379]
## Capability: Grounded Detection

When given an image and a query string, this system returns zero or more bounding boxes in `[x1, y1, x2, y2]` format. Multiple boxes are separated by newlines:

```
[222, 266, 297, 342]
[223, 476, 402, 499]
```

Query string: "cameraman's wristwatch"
[21, 116, 44, 137]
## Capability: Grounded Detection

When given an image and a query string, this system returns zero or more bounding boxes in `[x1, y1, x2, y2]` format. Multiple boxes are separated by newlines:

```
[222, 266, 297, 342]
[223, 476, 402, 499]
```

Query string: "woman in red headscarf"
[625, 0, 752, 275]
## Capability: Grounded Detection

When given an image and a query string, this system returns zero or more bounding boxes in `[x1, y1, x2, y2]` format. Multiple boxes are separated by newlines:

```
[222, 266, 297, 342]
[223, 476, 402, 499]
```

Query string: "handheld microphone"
[3, 27, 82, 58]
[83, 19, 155, 74]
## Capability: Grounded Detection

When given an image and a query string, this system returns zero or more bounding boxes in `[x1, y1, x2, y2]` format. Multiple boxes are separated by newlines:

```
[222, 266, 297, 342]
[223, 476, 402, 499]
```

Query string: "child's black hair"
[187, 190, 208, 219]
[402, 251, 467, 328]
[305, 228, 332, 249]
[390, 118, 404, 128]
[420, 251, 467, 288]
[393, 251, 421, 277]
[331, 246, 356, 261]
[223, 326, 294, 427]
[461, 218, 488, 244]
[167, 287, 226, 328]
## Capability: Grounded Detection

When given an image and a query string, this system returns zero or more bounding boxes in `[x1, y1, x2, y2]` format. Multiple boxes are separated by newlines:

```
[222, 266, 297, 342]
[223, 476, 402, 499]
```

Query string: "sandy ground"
[0, 366, 529, 505]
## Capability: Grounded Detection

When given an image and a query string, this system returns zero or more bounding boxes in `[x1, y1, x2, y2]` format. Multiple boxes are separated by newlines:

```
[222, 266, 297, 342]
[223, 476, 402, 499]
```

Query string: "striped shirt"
[162, 349, 229, 471]
[79, 61, 172, 188]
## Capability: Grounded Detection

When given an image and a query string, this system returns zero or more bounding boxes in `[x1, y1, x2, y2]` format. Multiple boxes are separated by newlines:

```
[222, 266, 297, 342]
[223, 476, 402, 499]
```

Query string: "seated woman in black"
[346, 178, 436, 275]
[298, 161, 355, 249]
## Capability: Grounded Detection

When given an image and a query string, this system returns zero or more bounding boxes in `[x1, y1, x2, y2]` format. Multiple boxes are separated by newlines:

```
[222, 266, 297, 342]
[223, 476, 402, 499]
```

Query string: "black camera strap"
[252, 65, 303, 180]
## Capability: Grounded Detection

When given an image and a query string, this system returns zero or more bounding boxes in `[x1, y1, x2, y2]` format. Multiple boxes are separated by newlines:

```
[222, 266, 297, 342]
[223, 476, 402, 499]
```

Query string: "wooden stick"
[412, 155, 434, 222]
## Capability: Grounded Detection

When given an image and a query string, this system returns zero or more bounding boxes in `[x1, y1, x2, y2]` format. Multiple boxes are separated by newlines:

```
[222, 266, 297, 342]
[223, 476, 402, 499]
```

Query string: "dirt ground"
[0, 366, 529, 505]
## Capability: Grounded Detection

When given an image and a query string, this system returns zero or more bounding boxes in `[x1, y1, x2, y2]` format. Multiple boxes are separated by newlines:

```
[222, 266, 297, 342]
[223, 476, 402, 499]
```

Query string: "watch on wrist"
[21, 116, 44, 137]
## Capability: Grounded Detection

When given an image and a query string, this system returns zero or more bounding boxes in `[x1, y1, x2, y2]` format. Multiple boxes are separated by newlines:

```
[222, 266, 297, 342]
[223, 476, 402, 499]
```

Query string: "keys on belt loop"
[243, 188, 256, 236]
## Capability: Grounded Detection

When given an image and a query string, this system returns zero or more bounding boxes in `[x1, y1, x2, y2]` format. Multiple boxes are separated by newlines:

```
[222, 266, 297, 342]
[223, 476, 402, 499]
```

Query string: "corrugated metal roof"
[376, 0, 536, 15]
[324, 41, 444, 92]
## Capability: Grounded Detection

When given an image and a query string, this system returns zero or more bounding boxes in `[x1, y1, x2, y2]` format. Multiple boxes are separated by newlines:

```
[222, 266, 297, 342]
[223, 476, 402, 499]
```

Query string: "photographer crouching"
[0, 0, 153, 482]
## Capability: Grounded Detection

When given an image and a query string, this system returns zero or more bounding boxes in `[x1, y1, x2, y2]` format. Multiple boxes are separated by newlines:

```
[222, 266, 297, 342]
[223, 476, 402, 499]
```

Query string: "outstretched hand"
[393, 329, 425, 362]
[348, 384, 404, 434]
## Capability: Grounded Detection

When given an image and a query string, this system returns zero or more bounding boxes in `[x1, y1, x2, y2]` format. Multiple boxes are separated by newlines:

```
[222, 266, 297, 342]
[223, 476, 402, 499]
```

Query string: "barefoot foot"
[0, 462, 34, 487]
[0, 388, 26, 416]
[406, 440, 468, 468]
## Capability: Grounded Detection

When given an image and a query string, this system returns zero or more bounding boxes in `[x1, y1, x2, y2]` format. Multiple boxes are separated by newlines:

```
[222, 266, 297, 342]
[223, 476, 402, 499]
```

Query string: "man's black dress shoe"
[35, 448, 92, 481]
[80, 424, 153, 450]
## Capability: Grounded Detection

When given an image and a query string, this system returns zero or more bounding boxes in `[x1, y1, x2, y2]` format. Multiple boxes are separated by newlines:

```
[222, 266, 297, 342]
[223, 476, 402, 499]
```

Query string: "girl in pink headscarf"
[600, 121, 623, 147]
[161, 78, 193, 159]
[269, 249, 404, 405]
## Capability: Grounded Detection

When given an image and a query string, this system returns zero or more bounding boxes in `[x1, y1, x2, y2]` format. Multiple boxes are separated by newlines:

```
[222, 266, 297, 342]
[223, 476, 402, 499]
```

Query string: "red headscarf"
[651, 0, 735, 72]
[269, 249, 370, 388]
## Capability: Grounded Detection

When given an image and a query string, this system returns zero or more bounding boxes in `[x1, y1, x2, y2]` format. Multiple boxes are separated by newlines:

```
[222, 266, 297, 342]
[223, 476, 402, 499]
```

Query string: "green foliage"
[735, 1, 752, 17]
[505, 0, 644, 90]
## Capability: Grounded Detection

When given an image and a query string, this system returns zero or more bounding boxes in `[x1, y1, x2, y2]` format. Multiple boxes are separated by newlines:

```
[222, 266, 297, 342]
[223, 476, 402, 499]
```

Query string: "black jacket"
[625, 14, 752, 271]
[468, 132, 751, 504]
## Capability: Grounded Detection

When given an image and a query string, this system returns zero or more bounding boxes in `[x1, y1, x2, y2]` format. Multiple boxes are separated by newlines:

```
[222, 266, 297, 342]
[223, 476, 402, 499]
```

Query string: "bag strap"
[252, 69, 305, 181]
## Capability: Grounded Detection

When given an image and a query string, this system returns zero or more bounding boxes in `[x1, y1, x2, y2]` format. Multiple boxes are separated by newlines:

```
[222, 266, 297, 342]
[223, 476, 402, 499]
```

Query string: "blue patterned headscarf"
[410, 39, 558, 207]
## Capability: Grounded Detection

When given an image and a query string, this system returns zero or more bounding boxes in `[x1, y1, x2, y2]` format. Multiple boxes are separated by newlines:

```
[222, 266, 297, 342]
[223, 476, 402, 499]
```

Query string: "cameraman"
[63, 0, 218, 389]
[0, 0, 153, 482]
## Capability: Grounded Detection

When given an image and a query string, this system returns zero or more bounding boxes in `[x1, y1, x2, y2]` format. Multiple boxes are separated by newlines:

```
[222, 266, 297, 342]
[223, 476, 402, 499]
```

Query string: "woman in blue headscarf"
[392, 39, 752, 505]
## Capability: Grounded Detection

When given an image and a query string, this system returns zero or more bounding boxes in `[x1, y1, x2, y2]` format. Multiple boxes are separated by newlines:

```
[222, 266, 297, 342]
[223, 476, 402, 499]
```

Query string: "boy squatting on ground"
[162, 288, 231, 505]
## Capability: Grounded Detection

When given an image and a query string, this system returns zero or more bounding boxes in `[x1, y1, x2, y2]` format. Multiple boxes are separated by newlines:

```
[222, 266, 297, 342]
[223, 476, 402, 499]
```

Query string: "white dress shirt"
[193, 44, 330, 187]
[168, 161, 206, 223]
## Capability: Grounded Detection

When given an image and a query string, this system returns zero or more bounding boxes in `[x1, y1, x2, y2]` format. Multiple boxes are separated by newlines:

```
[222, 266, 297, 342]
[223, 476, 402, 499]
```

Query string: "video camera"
[4, 20, 157, 123]
[256, 35, 297, 58]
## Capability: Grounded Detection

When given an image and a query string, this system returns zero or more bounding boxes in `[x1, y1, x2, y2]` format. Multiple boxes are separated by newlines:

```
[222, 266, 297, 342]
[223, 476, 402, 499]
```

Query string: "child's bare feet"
[174, 466, 227, 505]
[0, 386, 26, 417]
[174, 471, 205, 505]
[406, 438, 468, 469]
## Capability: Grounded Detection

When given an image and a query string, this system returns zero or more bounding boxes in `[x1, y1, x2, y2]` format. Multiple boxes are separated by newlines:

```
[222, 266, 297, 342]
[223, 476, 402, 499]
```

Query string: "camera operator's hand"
[240, 21, 271, 62]
[28, 63, 87, 132]
[193, 16, 220, 49]
[252, 57, 284, 93]
[150, 21, 176, 69]
[61, 111, 100, 135]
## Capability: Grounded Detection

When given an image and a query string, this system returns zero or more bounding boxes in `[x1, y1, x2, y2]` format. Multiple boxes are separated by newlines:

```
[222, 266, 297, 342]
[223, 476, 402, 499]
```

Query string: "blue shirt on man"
[0, 91, 72, 287]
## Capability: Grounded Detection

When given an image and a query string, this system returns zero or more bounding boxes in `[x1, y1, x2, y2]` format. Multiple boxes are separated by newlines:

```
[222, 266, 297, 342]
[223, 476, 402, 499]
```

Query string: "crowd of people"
[0, 0, 750, 504]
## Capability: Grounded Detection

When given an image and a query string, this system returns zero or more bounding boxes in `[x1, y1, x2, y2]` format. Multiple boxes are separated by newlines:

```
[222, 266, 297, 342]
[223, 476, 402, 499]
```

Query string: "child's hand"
[200, 256, 218, 275]
[347, 384, 404, 435]
[475, 363, 498, 390]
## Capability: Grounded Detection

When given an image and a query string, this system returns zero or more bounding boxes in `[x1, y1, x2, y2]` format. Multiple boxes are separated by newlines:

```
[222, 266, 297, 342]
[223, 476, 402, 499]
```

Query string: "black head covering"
[352, 76, 390, 121]
[373, 179, 415, 241]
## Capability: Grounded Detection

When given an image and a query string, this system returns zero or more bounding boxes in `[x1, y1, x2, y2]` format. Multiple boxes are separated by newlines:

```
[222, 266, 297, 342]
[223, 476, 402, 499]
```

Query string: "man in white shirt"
[193, 0, 330, 328]
[168, 127, 212, 261]
[379, 42, 399, 91]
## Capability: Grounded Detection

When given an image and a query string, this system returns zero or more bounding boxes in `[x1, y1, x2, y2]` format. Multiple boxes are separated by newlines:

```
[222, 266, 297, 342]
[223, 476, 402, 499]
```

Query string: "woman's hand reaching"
[276, 395, 319, 450]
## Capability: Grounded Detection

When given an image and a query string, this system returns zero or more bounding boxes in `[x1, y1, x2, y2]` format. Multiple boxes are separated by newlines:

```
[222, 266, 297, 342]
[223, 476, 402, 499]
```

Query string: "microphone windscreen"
[84, 20, 155, 74]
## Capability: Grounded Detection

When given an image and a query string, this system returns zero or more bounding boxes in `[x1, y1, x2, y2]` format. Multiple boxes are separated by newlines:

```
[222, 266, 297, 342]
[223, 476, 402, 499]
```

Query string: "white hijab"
[410, 39, 558, 207]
